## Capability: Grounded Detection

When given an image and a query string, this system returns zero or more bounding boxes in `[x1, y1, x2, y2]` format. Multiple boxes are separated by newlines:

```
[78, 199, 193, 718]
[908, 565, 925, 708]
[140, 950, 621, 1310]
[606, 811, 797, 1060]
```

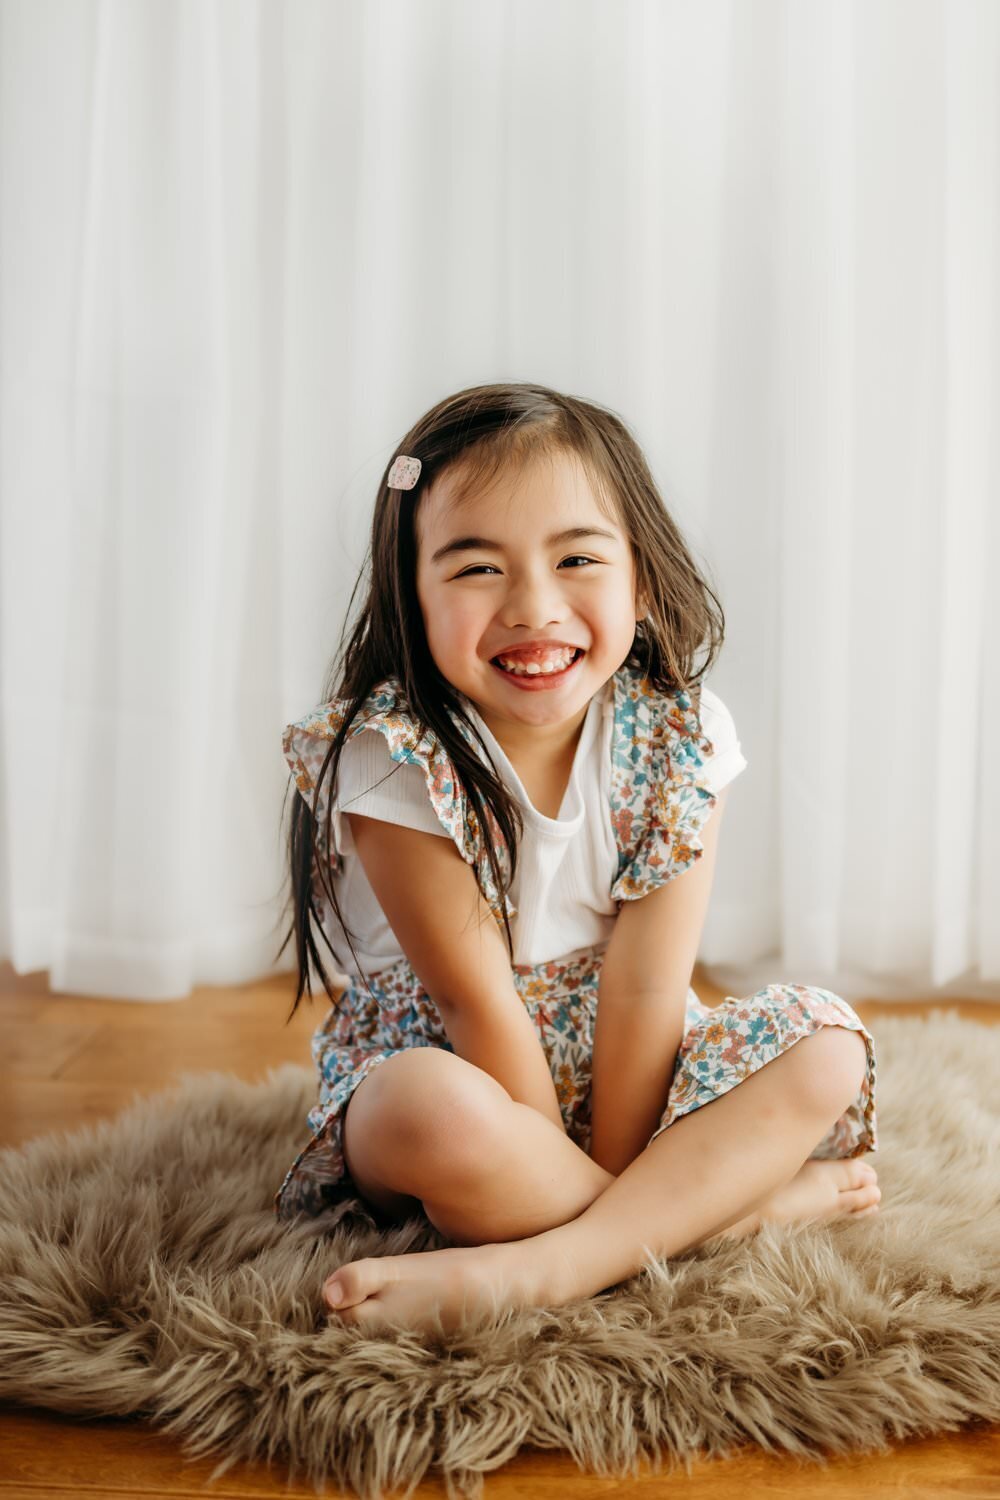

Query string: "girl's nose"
[499, 574, 567, 627]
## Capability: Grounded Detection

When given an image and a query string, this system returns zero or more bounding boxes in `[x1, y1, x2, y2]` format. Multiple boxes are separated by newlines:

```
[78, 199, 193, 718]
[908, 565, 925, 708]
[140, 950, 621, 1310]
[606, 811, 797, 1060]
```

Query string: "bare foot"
[320, 1239, 561, 1336]
[321, 1162, 882, 1333]
[719, 1158, 881, 1240]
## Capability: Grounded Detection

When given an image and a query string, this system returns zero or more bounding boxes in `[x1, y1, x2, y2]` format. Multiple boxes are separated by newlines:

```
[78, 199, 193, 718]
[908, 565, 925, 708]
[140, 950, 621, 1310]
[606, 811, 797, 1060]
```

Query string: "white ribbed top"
[319, 680, 746, 975]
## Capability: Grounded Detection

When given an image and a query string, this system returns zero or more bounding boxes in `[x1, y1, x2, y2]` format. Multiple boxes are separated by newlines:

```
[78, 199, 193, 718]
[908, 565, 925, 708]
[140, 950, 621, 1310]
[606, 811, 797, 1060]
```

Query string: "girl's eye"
[456, 557, 598, 578]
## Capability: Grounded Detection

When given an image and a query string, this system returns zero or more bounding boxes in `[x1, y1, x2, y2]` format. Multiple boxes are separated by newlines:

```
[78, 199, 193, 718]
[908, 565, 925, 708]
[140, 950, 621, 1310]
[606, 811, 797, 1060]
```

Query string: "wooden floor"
[1, 959, 998, 1499]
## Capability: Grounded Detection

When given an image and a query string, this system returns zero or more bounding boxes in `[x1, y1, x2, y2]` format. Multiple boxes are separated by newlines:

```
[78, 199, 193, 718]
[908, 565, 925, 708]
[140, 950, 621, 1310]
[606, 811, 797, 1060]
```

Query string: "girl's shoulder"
[608, 660, 716, 772]
[282, 677, 515, 917]
[606, 661, 719, 903]
[282, 675, 462, 826]
[287, 681, 428, 762]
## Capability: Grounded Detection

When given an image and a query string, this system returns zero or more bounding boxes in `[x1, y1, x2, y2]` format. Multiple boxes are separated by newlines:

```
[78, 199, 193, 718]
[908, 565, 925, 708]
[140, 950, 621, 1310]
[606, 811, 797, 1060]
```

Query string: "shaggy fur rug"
[1, 1012, 999, 1498]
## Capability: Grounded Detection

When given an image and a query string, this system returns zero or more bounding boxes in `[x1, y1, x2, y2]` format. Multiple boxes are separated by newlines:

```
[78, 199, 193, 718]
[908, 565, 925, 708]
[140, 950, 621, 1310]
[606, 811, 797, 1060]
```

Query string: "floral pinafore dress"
[275, 663, 877, 1225]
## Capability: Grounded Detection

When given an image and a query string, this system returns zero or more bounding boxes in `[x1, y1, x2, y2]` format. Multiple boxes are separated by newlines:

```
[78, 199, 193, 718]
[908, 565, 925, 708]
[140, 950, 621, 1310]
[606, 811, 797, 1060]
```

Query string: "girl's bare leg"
[411, 1088, 874, 1251]
[535, 1027, 873, 1301]
[323, 1027, 877, 1332]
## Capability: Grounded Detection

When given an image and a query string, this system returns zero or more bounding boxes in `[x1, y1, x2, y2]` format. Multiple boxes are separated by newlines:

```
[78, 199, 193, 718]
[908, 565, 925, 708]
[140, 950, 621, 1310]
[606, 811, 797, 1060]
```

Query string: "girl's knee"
[356, 1047, 513, 1162]
[791, 1026, 868, 1116]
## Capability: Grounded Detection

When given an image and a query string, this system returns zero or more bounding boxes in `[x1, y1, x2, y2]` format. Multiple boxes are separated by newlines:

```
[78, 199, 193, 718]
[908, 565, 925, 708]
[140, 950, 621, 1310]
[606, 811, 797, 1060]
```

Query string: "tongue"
[499, 646, 572, 664]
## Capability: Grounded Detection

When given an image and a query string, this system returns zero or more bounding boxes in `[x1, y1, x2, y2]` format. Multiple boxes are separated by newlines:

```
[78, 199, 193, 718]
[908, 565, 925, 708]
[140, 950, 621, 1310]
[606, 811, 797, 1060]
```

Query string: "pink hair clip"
[388, 454, 422, 490]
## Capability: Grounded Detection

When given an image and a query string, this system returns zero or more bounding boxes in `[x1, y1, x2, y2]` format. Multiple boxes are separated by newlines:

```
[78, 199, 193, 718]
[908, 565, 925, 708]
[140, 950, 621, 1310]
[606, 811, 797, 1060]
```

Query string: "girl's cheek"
[450, 602, 491, 637]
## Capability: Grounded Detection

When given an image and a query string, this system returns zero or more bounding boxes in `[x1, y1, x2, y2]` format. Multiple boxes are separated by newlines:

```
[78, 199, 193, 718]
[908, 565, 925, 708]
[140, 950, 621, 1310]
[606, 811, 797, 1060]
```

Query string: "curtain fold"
[1, 0, 996, 1001]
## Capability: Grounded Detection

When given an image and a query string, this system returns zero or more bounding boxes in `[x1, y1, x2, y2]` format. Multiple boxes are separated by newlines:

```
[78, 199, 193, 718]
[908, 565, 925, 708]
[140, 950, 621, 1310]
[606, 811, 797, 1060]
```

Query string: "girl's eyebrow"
[431, 526, 619, 566]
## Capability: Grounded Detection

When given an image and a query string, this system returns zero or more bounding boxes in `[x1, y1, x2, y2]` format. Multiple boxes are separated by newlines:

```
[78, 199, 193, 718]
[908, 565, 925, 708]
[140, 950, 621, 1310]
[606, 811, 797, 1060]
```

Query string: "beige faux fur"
[1, 1012, 999, 1498]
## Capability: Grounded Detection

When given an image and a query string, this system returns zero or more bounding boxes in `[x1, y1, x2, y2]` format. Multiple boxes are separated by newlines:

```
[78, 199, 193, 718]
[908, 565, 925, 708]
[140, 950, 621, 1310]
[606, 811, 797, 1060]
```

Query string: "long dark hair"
[273, 382, 725, 1020]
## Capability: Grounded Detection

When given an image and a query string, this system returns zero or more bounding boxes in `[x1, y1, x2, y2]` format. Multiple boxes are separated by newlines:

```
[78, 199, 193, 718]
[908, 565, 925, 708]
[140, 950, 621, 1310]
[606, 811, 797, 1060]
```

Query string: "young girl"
[275, 381, 879, 1336]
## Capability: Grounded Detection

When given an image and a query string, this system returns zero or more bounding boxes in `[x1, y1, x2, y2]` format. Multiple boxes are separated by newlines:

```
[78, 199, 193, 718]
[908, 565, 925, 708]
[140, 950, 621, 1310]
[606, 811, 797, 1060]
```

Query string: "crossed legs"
[328, 1027, 879, 1331]
[341, 1031, 878, 1253]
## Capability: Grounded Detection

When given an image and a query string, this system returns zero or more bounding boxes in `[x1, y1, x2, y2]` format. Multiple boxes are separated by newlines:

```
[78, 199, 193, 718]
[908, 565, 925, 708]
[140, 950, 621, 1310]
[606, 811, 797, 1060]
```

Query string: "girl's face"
[414, 448, 645, 735]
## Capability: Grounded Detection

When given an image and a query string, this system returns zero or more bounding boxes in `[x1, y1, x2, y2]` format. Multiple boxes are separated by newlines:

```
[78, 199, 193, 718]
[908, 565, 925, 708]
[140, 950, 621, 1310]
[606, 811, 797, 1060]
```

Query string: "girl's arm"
[346, 813, 565, 1131]
[589, 786, 729, 1176]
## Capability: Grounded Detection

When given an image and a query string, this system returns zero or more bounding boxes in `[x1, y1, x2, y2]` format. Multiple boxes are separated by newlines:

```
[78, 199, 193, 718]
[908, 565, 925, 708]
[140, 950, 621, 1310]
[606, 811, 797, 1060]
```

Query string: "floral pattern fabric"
[275, 663, 877, 1222]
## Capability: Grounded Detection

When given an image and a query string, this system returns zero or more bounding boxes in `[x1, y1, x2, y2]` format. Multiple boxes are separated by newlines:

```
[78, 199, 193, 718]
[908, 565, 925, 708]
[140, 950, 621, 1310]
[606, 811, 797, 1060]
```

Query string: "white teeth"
[495, 649, 578, 676]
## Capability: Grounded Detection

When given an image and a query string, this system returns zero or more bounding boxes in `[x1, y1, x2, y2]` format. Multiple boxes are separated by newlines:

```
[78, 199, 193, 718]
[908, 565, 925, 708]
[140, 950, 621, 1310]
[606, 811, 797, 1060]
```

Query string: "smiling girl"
[274, 382, 879, 1335]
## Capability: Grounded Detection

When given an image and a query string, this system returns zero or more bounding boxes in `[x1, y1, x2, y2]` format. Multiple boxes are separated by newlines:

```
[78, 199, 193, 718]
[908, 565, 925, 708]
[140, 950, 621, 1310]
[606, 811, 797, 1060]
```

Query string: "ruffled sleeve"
[282, 677, 517, 927]
[608, 666, 719, 903]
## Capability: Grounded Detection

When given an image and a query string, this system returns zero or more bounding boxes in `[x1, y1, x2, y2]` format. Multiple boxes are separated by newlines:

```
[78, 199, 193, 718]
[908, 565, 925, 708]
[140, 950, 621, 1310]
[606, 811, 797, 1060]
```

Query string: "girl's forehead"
[419, 450, 622, 539]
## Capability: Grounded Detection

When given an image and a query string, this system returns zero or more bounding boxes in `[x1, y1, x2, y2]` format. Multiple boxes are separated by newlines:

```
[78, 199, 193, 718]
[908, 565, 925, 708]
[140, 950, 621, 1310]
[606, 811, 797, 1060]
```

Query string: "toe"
[324, 1258, 394, 1310]
[841, 1183, 881, 1213]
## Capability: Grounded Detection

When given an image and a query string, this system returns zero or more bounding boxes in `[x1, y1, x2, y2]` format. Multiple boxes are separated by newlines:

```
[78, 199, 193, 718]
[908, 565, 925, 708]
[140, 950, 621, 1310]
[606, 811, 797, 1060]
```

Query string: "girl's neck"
[469, 698, 591, 772]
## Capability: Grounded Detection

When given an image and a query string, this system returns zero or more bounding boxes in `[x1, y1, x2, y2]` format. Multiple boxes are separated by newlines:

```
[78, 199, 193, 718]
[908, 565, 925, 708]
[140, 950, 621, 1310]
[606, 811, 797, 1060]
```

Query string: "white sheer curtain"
[0, 0, 996, 1002]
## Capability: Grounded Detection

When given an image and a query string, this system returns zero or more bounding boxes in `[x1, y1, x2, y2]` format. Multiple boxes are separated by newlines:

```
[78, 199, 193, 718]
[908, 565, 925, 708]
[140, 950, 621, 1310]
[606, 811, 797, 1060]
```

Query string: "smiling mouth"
[490, 647, 586, 679]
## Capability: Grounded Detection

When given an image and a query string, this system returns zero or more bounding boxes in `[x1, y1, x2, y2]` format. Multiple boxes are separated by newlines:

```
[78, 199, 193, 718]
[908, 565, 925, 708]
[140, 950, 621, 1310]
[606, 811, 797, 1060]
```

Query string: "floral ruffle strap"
[282, 679, 517, 929]
[608, 667, 718, 902]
